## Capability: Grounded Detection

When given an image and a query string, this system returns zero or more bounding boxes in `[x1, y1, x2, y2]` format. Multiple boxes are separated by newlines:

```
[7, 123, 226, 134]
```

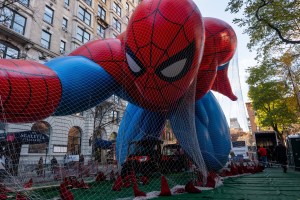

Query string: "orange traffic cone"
[16, 192, 28, 200]
[23, 178, 33, 189]
[159, 176, 171, 196]
[112, 176, 122, 191]
[0, 193, 7, 200]
[79, 179, 90, 189]
[133, 183, 146, 197]
[185, 181, 201, 193]
[60, 183, 74, 200]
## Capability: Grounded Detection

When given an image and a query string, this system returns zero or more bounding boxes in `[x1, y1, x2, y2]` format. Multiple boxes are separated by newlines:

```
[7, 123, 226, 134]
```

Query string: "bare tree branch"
[0, 0, 22, 24]
[255, 0, 300, 44]
[0, 0, 20, 9]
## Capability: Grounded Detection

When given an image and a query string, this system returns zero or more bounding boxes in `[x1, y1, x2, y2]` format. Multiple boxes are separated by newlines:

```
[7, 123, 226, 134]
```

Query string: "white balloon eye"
[155, 41, 195, 82]
[126, 53, 142, 73]
[160, 58, 187, 78]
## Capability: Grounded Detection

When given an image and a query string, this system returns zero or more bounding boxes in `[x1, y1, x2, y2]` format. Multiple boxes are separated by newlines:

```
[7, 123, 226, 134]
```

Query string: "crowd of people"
[257, 142, 288, 173]
[0, 140, 291, 184]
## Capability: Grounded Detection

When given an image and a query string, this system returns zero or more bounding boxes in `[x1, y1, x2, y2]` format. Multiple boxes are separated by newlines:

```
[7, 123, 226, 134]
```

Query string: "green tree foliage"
[226, 0, 300, 137]
[226, 0, 300, 90]
[225, 0, 300, 88]
[247, 61, 298, 140]
[226, 0, 300, 58]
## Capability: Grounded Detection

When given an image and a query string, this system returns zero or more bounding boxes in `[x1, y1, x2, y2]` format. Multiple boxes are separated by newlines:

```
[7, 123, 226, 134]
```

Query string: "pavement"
[1, 165, 300, 200]
[158, 167, 300, 200]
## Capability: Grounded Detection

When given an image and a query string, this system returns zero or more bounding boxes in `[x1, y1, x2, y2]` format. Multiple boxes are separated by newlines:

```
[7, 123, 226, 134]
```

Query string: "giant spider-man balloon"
[0, 0, 237, 171]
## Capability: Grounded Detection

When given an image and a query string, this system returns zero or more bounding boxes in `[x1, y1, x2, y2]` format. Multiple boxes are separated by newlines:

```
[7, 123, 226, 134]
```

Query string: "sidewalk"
[1, 163, 120, 189]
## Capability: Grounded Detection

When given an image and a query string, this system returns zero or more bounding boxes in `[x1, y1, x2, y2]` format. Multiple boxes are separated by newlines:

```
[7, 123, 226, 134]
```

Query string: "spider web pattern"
[0, 60, 61, 122]
[202, 26, 236, 70]
[69, 39, 165, 111]
[125, 0, 203, 107]
[195, 17, 237, 100]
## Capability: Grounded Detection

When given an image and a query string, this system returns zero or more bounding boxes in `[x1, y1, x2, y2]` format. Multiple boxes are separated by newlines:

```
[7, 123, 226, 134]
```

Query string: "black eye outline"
[125, 45, 146, 77]
[155, 41, 195, 82]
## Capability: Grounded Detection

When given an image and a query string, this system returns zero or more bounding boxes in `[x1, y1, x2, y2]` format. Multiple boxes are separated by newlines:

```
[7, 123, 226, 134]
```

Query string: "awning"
[95, 139, 115, 149]
[5, 131, 49, 144]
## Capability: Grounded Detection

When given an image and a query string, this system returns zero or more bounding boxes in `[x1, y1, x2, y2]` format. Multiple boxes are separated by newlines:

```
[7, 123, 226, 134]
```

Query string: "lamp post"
[44, 143, 49, 178]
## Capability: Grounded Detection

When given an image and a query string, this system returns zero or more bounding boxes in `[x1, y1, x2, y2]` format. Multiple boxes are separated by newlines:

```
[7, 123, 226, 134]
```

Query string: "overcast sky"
[195, 0, 258, 131]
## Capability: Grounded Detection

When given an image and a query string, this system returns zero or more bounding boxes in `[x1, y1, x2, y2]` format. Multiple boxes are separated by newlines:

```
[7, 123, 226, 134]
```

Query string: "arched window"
[29, 121, 50, 153]
[67, 126, 82, 155]
[0, 40, 20, 59]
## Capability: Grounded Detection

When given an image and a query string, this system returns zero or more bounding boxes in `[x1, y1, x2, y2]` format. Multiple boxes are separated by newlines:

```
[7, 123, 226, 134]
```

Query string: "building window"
[112, 33, 117, 38]
[125, 16, 129, 24]
[101, 0, 106, 4]
[98, 5, 106, 21]
[44, 6, 54, 24]
[0, 41, 19, 59]
[67, 126, 82, 155]
[29, 121, 50, 154]
[62, 17, 68, 28]
[97, 24, 105, 38]
[126, 2, 129, 12]
[53, 145, 67, 153]
[76, 27, 90, 43]
[12, 12, 26, 35]
[110, 110, 120, 124]
[19, 0, 30, 7]
[75, 112, 84, 116]
[41, 30, 51, 49]
[85, 0, 92, 6]
[60, 40, 66, 53]
[78, 6, 91, 25]
[64, 0, 69, 6]
[113, 2, 121, 17]
[0, 7, 26, 35]
[115, 111, 120, 123]
[113, 18, 121, 33]
[112, 94, 120, 103]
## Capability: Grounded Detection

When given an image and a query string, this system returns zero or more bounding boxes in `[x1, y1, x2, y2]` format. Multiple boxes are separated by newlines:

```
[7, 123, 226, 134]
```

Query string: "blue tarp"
[95, 139, 114, 149]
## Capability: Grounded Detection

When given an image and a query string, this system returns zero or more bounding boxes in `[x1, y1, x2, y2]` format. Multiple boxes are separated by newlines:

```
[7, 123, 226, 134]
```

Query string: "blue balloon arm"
[116, 103, 167, 165]
[170, 91, 231, 171]
[195, 91, 231, 171]
[45, 56, 119, 115]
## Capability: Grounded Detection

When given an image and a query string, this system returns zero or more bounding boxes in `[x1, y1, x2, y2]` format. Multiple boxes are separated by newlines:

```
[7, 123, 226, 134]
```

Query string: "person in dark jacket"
[274, 142, 288, 173]
[51, 156, 58, 173]
[37, 157, 44, 176]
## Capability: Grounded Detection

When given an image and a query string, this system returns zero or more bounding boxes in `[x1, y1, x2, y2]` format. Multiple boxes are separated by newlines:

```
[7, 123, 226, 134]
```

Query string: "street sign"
[6, 131, 49, 144]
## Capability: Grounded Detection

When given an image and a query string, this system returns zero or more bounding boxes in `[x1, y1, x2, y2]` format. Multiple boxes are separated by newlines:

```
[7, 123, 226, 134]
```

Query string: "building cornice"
[0, 25, 33, 46]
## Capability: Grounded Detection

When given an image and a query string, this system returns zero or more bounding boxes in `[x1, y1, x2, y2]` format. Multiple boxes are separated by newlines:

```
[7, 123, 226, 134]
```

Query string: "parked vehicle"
[160, 144, 189, 173]
[286, 134, 300, 171]
[255, 131, 278, 162]
[121, 138, 162, 177]
[231, 141, 249, 161]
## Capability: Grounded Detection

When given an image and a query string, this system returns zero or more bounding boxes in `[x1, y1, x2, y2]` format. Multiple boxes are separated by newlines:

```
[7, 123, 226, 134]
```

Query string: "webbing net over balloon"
[0, 0, 238, 199]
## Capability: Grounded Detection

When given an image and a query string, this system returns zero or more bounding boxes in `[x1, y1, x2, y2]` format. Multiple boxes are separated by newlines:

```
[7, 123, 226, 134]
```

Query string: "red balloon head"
[195, 17, 237, 99]
[201, 17, 237, 70]
[125, 0, 204, 108]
